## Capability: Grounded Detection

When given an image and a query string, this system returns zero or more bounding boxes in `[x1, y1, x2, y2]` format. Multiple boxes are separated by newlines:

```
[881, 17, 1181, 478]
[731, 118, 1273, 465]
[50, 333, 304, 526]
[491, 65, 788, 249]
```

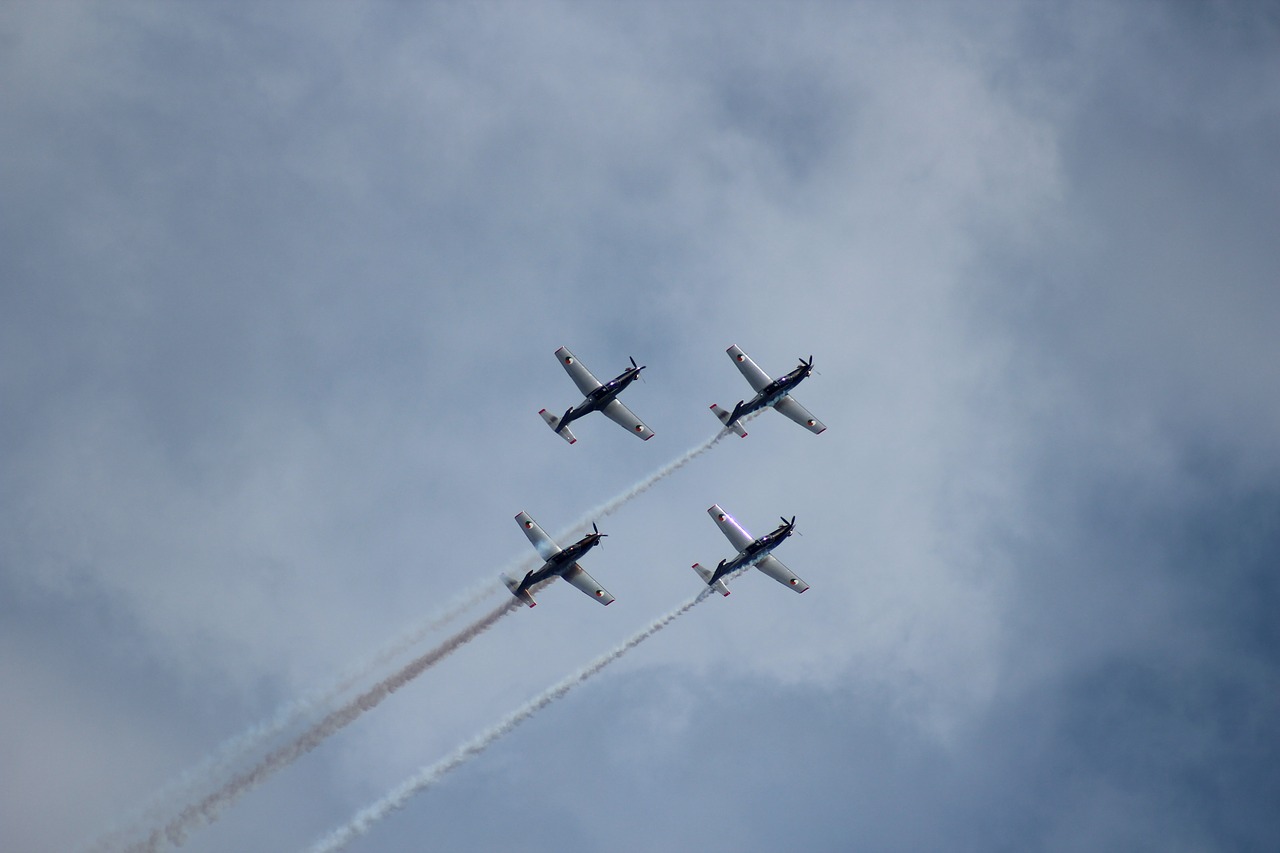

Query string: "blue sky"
[3, 3, 1278, 851]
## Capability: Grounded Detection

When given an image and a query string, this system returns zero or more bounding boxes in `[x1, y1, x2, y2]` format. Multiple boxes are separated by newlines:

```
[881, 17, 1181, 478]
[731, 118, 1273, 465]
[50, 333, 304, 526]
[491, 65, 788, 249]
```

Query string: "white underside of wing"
[707, 504, 754, 552]
[773, 395, 826, 434]
[727, 345, 773, 392]
[562, 564, 615, 605]
[755, 554, 809, 593]
[555, 346, 603, 397]
[515, 511, 562, 561]
[602, 399, 654, 440]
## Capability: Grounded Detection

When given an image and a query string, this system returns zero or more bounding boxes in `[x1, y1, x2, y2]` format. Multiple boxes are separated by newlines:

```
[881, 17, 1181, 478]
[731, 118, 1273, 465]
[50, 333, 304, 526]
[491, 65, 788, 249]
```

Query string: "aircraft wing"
[773, 395, 827, 435]
[602, 399, 655, 440]
[707, 504, 754, 553]
[727, 345, 773, 393]
[755, 554, 809, 593]
[515, 511, 562, 561]
[562, 563, 616, 605]
[555, 346, 602, 397]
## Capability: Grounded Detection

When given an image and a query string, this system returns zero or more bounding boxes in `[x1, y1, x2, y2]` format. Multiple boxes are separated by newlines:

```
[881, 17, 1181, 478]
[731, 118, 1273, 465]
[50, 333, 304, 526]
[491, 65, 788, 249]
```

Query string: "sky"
[2, 1, 1279, 851]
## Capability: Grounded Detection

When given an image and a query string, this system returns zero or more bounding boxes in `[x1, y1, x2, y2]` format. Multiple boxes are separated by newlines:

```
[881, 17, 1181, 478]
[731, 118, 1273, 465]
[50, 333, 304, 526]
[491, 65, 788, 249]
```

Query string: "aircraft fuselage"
[521, 532, 605, 589]
[559, 366, 643, 430]
[708, 521, 794, 586]
[728, 364, 811, 426]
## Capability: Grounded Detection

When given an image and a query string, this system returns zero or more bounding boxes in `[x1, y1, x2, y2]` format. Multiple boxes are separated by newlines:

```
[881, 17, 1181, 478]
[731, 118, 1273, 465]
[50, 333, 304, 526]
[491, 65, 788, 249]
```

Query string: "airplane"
[503, 511, 616, 607]
[710, 344, 826, 438]
[539, 346, 654, 444]
[691, 504, 809, 596]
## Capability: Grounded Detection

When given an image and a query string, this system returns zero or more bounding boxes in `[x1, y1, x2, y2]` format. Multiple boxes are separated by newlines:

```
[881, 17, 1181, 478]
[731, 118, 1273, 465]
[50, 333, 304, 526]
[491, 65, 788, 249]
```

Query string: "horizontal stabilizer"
[709, 404, 748, 438]
[538, 409, 577, 444]
[502, 574, 537, 607]
[692, 562, 731, 596]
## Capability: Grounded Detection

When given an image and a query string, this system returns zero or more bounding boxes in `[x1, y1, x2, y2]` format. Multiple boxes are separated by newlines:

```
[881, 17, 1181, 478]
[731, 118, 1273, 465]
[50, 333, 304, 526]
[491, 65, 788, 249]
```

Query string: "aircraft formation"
[506, 344, 824, 607]
[100, 343, 827, 852]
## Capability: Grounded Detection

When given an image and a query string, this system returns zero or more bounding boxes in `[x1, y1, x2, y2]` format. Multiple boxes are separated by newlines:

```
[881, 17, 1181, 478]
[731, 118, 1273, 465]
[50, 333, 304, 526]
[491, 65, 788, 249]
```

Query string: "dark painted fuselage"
[558, 365, 645, 432]
[727, 360, 813, 427]
[519, 531, 606, 591]
[708, 519, 795, 586]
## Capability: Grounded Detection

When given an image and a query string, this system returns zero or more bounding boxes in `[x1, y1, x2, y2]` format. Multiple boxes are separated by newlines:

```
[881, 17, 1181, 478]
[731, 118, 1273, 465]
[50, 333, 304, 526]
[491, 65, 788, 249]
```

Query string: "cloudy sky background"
[3, 2, 1278, 851]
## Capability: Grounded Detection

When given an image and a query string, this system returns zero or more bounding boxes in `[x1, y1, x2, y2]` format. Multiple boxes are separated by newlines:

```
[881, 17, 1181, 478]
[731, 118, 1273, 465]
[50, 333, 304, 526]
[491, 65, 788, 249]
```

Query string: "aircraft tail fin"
[709, 404, 748, 438]
[502, 573, 538, 607]
[538, 409, 577, 444]
[692, 563, 731, 596]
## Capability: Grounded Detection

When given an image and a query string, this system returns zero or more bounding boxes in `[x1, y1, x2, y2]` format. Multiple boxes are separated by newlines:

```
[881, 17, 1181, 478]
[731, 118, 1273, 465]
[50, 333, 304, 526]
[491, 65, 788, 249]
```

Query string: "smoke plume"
[310, 591, 714, 852]
[127, 600, 518, 852]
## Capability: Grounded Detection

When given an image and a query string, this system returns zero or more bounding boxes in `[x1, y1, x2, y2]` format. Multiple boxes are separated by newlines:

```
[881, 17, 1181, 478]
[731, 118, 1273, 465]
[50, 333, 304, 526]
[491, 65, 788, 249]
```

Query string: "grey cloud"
[2, 2, 1278, 851]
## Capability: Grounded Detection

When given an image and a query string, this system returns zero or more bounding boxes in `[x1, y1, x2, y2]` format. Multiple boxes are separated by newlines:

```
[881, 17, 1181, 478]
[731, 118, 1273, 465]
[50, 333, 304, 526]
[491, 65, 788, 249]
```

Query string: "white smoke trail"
[310, 590, 715, 853]
[96, 427, 740, 851]
[126, 600, 520, 853]
[498, 428, 737, 600]
[552, 426, 739, 541]
[83, 577, 504, 853]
